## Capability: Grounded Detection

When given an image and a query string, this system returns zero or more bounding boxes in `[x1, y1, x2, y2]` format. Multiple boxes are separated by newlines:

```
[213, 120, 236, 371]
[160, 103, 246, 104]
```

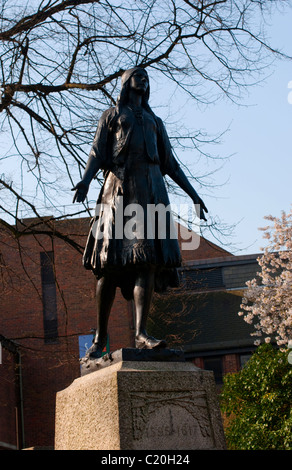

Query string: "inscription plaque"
[130, 390, 215, 449]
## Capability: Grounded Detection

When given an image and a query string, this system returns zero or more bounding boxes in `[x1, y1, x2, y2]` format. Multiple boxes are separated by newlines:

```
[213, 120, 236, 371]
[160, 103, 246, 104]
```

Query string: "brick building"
[0, 217, 259, 449]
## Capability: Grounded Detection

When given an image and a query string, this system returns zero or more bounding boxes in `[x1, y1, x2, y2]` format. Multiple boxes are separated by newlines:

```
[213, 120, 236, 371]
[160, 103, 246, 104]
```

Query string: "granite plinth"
[55, 349, 226, 450]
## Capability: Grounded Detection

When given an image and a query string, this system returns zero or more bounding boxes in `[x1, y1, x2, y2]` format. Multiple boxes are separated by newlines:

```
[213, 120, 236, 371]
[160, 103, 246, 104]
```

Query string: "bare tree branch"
[0, 0, 290, 258]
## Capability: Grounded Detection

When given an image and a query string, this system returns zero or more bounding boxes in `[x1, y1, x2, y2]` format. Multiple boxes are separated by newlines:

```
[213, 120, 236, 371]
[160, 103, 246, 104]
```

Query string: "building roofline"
[183, 338, 257, 356]
[182, 253, 263, 270]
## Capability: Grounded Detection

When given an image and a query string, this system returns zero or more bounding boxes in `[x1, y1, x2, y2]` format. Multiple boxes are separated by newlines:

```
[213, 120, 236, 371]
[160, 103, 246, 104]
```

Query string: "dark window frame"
[203, 356, 223, 384]
[40, 251, 58, 343]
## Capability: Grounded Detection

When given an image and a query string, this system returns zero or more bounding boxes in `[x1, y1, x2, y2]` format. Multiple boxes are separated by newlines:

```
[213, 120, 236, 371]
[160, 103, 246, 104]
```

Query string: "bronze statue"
[73, 67, 207, 358]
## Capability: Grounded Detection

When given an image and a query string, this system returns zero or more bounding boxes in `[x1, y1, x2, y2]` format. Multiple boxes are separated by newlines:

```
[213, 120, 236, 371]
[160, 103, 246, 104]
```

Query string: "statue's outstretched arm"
[157, 117, 208, 221]
[72, 109, 112, 203]
[170, 166, 208, 221]
[72, 154, 101, 203]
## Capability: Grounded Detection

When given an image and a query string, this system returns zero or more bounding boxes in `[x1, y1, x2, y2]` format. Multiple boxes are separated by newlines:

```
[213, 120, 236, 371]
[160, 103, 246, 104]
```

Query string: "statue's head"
[128, 68, 149, 96]
[117, 67, 150, 109]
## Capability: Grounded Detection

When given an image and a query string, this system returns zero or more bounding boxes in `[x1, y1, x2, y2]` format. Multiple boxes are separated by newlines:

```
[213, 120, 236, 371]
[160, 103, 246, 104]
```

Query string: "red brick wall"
[176, 222, 232, 262]
[192, 357, 204, 369]
[0, 347, 18, 450]
[0, 218, 232, 448]
[223, 354, 239, 375]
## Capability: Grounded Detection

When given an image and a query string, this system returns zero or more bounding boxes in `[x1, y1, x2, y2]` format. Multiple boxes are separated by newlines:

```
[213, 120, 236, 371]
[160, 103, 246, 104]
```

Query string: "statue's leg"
[86, 275, 116, 359]
[133, 268, 167, 349]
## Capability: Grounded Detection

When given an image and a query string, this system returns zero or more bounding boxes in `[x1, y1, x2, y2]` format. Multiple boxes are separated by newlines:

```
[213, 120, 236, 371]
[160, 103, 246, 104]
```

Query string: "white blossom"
[239, 208, 292, 347]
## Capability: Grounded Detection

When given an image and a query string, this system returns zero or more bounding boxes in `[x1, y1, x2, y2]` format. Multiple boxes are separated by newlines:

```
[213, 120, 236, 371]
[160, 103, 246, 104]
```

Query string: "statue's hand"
[72, 181, 89, 203]
[193, 196, 208, 221]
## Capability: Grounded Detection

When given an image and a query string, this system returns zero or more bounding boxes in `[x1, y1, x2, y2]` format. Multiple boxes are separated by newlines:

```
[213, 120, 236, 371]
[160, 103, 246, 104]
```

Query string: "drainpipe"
[17, 349, 25, 449]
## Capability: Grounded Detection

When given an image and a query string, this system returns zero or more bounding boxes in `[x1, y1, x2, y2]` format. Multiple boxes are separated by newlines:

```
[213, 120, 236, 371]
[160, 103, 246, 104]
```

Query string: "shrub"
[220, 343, 292, 450]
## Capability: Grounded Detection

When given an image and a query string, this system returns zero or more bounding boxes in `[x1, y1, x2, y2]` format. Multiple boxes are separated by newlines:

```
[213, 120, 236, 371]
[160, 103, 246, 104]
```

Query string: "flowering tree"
[239, 208, 292, 347]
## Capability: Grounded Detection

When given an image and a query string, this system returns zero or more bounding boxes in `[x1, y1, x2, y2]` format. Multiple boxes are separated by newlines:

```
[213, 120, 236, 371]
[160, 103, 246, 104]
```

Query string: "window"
[203, 356, 223, 384]
[78, 334, 109, 358]
[239, 353, 252, 369]
[40, 251, 58, 343]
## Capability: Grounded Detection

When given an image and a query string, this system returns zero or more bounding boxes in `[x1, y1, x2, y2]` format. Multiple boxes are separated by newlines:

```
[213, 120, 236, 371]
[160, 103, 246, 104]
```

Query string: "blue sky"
[170, 6, 292, 255]
[62, 4, 292, 256]
[2, 3, 291, 257]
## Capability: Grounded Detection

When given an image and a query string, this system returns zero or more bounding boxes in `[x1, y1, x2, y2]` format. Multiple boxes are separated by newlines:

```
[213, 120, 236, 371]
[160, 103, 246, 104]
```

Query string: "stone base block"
[54, 350, 226, 450]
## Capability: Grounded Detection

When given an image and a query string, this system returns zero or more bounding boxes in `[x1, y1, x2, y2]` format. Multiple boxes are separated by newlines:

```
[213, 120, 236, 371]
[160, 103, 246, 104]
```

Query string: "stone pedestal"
[54, 349, 226, 450]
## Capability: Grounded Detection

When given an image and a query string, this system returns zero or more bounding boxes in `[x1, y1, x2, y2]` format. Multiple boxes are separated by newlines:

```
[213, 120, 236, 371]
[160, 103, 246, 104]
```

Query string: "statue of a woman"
[73, 67, 208, 358]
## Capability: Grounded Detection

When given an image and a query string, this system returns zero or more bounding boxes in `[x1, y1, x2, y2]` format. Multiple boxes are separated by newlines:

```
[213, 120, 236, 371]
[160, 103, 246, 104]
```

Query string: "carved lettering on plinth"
[130, 390, 215, 449]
